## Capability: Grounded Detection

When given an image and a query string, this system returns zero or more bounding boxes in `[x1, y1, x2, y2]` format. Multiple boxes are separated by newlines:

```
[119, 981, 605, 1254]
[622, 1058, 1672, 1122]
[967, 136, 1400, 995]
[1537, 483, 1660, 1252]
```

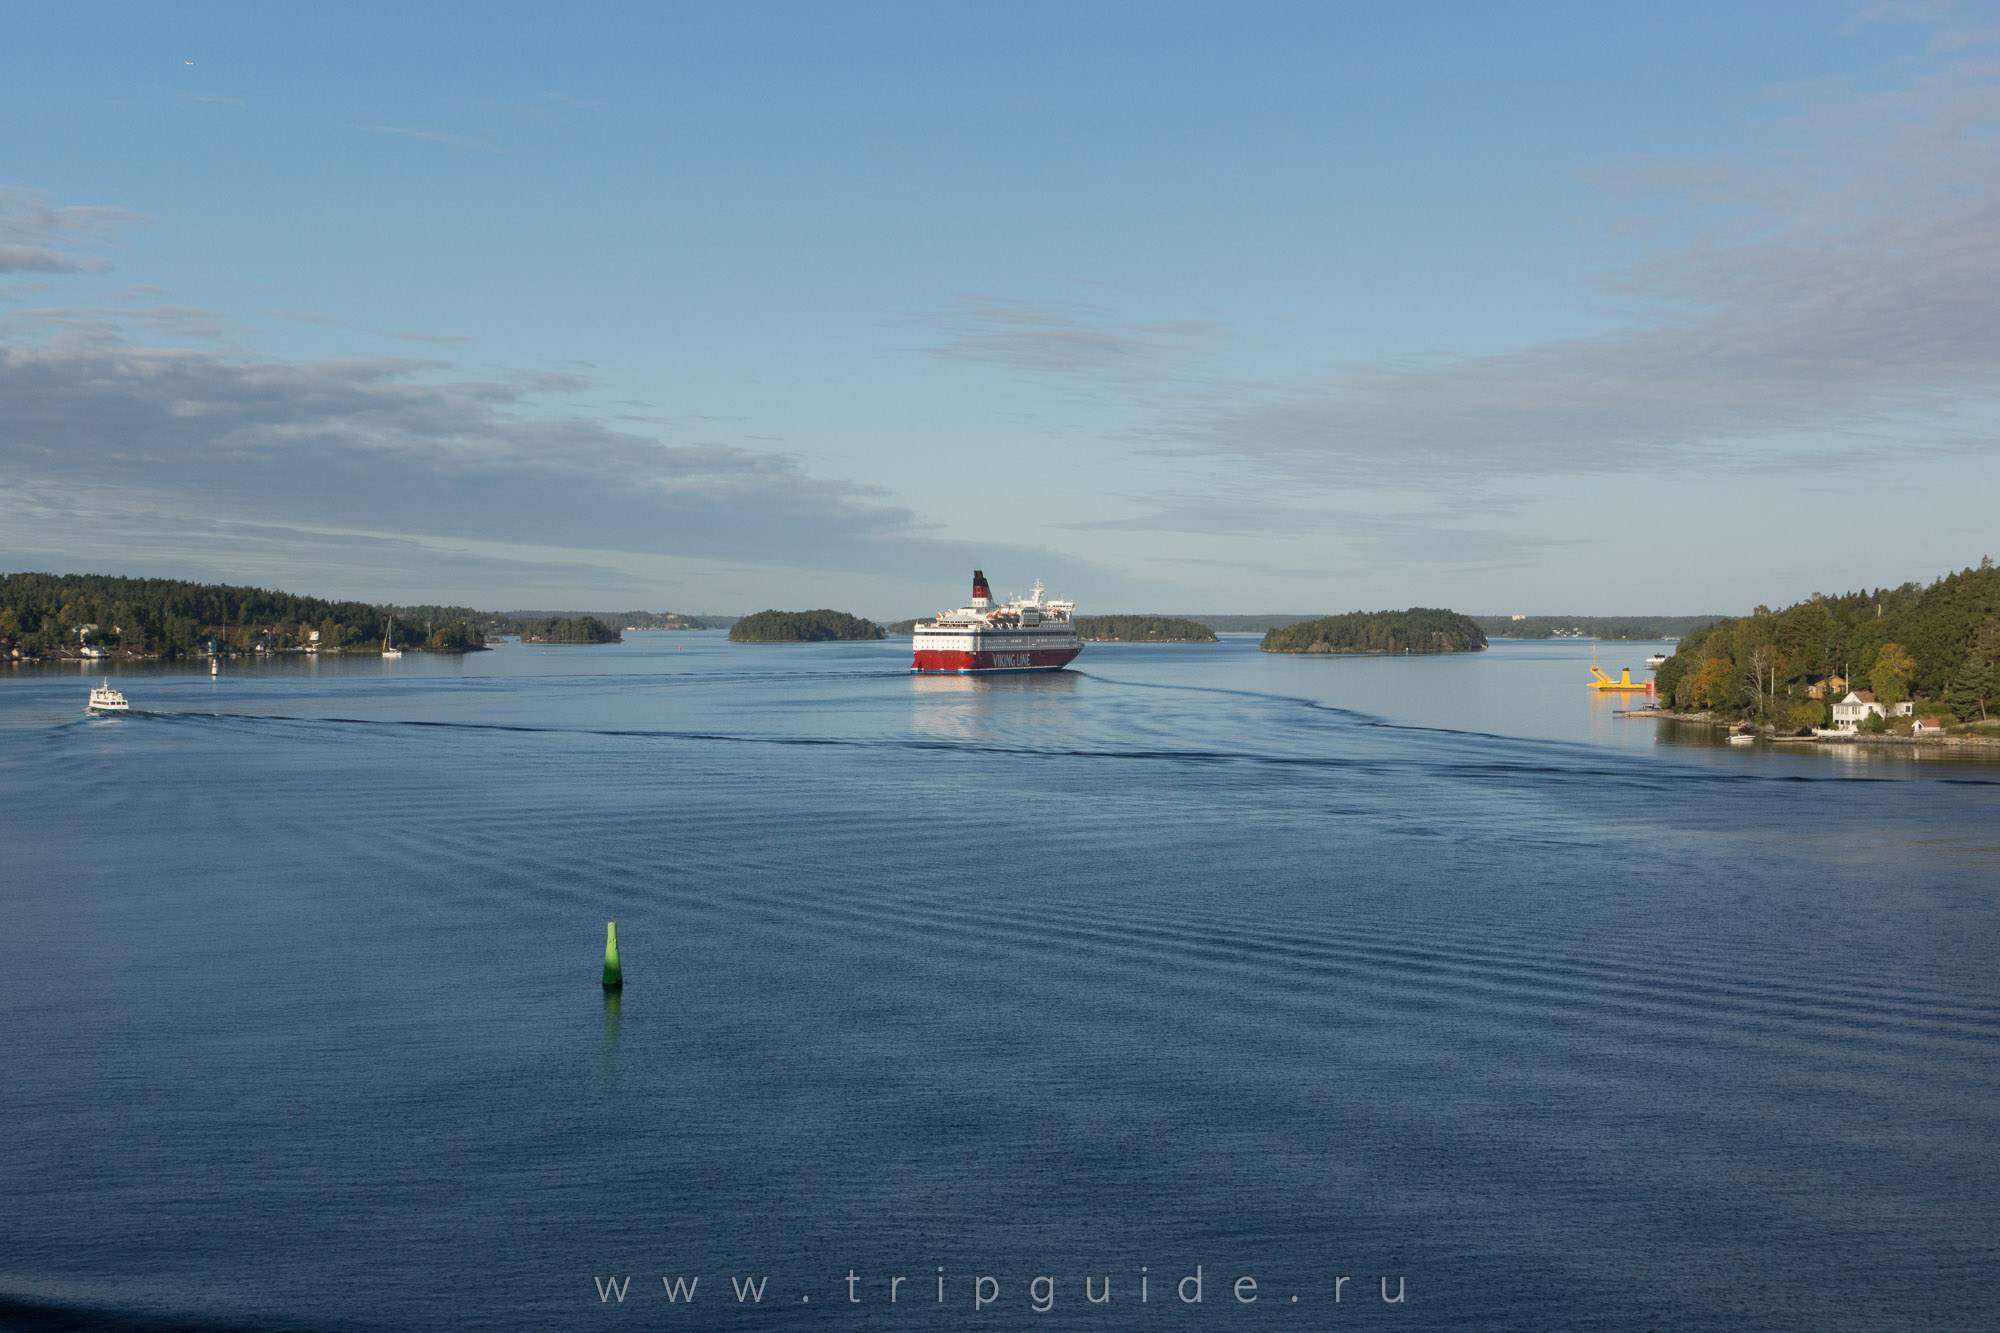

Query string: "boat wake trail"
[128, 707, 2000, 788]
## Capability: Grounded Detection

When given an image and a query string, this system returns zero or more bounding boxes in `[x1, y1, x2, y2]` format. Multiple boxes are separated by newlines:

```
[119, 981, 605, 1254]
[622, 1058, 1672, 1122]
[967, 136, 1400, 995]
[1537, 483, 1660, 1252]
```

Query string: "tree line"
[729, 609, 885, 642]
[518, 616, 622, 644]
[1073, 615, 1218, 642]
[0, 572, 485, 656]
[1653, 558, 2000, 727]
[1261, 608, 1487, 654]
[1475, 614, 1721, 640]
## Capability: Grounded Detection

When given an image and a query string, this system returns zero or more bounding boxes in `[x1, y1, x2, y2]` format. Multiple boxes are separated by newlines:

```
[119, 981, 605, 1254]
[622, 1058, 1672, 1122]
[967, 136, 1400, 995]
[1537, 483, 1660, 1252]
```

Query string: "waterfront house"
[1792, 672, 1848, 700]
[1914, 717, 1945, 735]
[1831, 691, 1882, 732]
[1831, 690, 1880, 730]
[1831, 690, 1916, 732]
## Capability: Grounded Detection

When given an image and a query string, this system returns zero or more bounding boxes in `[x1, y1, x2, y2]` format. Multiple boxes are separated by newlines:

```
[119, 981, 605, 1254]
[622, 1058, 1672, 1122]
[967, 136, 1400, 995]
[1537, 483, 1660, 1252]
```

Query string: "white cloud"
[0, 188, 145, 274]
[920, 295, 1225, 385]
[340, 124, 503, 154]
[0, 319, 1138, 609]
[928, 60, 2000, 505]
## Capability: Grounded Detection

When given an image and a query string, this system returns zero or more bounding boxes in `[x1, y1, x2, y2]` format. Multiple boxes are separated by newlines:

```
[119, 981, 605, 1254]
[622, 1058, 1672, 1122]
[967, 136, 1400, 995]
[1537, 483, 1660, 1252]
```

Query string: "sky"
[3, 1, 1998, 618]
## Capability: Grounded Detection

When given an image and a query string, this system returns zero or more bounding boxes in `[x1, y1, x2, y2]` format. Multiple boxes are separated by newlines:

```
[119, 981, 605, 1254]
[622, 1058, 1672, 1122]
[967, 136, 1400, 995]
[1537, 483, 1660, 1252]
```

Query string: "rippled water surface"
[3, 636, 1996, 1331]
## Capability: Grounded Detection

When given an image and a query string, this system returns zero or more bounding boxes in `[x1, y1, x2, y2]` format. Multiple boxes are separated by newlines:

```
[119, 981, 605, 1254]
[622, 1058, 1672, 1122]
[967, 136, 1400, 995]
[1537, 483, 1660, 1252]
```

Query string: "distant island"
[1474, 614, 1722, 640]
[1091, 612, 1722, 638]
[1261, 608, 1487, 655]
[0, 572, 488, 658]
[518, 616, 621, 644]
[1074, 615, 1218, 642]
[503, 609, 729, 631]
[1653, 557, 1998, 736]
[729, 609, 886, 642]
[0, 572, 743, 660]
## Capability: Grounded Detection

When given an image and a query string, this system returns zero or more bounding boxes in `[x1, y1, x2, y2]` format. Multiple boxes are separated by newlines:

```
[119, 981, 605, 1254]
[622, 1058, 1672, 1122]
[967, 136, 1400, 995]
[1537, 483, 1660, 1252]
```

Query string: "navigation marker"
[602, 921, 623, 989]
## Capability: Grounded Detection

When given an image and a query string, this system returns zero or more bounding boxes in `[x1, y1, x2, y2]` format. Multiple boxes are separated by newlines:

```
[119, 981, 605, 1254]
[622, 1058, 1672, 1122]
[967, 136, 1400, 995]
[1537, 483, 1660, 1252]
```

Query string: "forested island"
[0, 572, 751, 661]
[518, 616, 621, 644]
[0, 572, 487, 657]
[504, 609, 726, 631]
[1074, 615, 1218, 642]
[1261, 608, 1487, 655]
[1475, 614, 1721, 640]
[1654, 558, 1999, 732]
[729, 609, 886, 642]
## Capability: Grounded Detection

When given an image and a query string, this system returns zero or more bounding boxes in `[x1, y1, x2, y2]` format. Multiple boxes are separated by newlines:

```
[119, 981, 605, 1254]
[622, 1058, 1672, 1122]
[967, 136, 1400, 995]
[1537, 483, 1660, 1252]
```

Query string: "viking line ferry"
[911, 571, 1083, 674]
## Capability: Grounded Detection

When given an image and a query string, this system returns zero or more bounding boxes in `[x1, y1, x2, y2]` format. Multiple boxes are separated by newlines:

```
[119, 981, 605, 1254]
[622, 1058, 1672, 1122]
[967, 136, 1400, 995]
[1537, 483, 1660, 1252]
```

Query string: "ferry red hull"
[910, 645, 1082, 673]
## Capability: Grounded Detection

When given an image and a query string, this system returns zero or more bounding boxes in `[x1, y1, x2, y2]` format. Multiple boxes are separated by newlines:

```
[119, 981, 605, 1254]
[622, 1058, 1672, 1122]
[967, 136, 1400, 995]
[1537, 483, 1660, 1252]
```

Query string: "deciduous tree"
[1871, 643, 1917, 707]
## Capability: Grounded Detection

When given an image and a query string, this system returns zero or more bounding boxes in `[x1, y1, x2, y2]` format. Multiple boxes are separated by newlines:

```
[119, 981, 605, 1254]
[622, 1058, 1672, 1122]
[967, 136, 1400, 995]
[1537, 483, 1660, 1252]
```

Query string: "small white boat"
[382, 616, 402, 658]
[87, 679, 129, 713]
[1727, 731, 1754, 746]
[1644, 652, 1668, 669]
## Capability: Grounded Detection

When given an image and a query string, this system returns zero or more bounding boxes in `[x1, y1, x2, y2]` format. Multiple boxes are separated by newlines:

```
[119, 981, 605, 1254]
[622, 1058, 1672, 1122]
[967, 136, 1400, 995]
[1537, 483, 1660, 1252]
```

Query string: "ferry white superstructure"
[911, 571, 1083, 674]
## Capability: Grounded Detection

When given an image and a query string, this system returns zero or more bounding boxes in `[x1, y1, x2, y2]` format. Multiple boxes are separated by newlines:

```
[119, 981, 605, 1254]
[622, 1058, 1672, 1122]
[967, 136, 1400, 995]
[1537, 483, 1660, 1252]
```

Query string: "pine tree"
[1947, 651, 1988, 720]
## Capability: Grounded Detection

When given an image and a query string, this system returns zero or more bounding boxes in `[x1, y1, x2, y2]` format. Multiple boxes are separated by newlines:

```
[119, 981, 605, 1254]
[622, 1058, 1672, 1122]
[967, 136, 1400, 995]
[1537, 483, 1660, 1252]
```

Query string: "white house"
[1831, 690, 1915, 732]
[1831, 690, 1880, 730]
[1914, 717, 1945, 735]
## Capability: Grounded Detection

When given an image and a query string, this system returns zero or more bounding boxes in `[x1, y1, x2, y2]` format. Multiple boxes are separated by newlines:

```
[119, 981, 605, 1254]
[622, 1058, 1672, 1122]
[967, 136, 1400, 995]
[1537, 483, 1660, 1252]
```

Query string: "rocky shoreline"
[1619, 708, 2000, 750]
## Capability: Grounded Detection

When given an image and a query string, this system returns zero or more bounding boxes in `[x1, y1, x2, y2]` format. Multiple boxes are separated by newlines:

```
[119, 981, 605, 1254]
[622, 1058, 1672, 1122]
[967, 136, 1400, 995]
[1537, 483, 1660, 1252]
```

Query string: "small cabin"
[1913, 717, 1945, 735]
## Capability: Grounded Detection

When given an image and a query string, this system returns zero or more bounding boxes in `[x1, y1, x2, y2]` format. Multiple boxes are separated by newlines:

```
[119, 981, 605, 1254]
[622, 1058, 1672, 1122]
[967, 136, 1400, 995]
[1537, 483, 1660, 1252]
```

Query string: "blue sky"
[3, 2, 1997, 616]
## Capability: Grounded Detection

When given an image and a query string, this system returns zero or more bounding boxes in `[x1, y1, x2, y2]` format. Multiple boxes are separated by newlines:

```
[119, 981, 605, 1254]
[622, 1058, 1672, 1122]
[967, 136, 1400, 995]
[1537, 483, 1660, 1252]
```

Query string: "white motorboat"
[87, 679, 129, 713]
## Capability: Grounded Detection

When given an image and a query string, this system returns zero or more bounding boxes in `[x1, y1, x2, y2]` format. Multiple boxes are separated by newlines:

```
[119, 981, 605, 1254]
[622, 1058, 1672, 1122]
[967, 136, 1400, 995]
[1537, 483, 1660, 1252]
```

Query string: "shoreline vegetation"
[1651, 556, 1998, 740]
[517, 616, 621, 644]
[1074, 615, 1217, 642]
[729, 609, 885, 643]
[1628, 706, 2000, 750]
[1475, 614, 1721, 640]
[0, 572, 723, 660]
[1102, 613, 1721, 637]
[1261, 608, 1486, 655]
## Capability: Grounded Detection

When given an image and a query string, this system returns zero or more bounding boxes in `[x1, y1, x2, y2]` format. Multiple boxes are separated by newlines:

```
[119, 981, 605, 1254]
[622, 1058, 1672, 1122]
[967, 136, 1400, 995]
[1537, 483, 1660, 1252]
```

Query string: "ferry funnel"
[971, 569, 991, 606]
[602, 921, 623, 989]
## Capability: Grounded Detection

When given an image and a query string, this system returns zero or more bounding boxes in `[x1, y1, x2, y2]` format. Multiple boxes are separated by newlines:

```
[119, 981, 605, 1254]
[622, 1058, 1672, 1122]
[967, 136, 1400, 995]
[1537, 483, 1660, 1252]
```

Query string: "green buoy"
[602, 921, 623, 989]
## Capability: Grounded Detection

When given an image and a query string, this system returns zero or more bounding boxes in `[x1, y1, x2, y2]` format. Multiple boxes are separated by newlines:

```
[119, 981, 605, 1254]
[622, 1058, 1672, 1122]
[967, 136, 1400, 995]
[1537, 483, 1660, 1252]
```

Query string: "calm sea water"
[2, 636, 1996, 1331]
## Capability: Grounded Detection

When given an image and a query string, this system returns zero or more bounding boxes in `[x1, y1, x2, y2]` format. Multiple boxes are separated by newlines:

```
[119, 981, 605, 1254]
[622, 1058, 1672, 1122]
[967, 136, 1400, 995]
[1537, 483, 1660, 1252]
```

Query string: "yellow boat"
[1589, 663, 1655, 692]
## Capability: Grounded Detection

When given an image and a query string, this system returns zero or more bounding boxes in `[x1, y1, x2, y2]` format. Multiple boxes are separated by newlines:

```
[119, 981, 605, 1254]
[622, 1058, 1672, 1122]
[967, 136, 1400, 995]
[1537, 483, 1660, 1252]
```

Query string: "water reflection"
[601, 987, 621, 1088]
[909, 669, 1079, 743]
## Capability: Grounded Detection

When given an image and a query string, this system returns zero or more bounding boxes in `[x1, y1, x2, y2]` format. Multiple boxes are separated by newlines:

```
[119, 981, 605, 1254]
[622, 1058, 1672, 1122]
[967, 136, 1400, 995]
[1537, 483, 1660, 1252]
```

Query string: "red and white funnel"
[971, 569, 992, 608]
